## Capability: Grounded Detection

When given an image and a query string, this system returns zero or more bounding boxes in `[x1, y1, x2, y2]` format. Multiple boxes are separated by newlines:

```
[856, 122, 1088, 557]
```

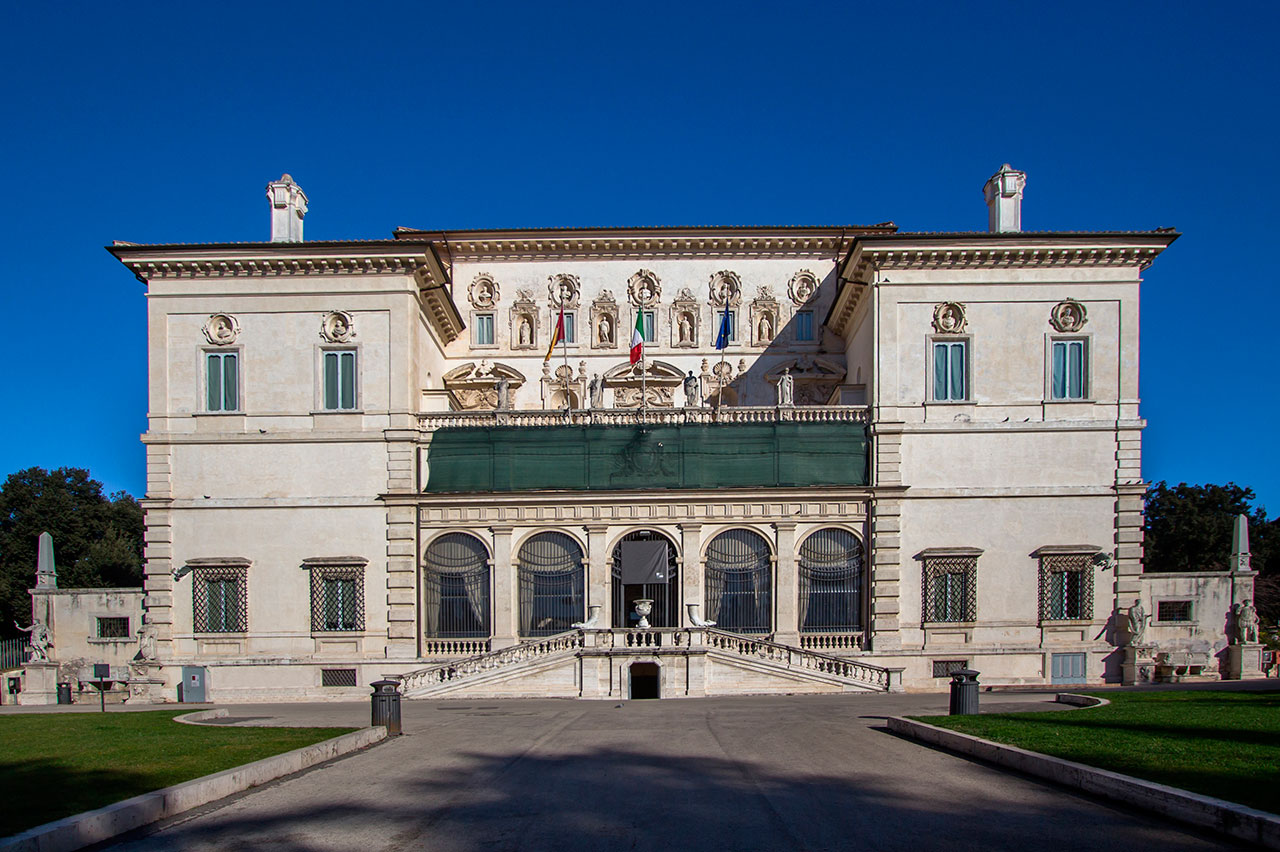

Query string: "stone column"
[490, 526, 518, 649]
[773, 521, 799, 646]
[679, 523, 703, 626]
[584, 525, 609, 626]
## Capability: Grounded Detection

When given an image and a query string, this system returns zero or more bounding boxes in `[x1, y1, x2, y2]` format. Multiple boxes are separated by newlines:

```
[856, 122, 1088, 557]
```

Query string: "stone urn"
[634, 599, 654, 629]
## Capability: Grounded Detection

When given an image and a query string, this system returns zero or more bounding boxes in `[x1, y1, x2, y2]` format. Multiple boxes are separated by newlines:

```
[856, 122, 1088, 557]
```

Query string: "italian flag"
[629, 311, 644, 364]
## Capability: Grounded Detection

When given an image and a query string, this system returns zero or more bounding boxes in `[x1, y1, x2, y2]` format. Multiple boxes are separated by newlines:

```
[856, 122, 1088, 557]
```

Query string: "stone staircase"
[393, 627, 901, 699]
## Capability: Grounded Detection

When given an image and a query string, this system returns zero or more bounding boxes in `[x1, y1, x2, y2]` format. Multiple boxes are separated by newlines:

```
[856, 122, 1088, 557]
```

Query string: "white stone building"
[100, 167, 1228, 703]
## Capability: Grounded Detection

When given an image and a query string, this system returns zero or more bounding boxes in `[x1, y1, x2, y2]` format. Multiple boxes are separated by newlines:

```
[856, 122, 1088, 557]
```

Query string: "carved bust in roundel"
[1049, 299, 1087, 333]
[468, 274, 499, 309]
[932, 302, 966, 334]
[320, 310, 355, 343]
[203, 313, 240, 345]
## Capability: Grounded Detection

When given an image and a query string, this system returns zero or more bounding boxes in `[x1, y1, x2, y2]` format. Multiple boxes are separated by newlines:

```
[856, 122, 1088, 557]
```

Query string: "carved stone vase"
[634, 599, 654, 629]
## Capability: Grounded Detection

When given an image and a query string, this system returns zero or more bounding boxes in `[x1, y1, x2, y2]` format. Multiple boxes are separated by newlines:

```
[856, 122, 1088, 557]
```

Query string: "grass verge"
[917, 690, 1280, 815]
[0, 710, 357, 837]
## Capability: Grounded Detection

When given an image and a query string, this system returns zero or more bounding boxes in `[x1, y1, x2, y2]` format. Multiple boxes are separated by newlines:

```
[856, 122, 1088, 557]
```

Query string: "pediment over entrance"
[603, 359, 684, 408]
[443, 361, 526, 410]
[765, 355, 846, 406]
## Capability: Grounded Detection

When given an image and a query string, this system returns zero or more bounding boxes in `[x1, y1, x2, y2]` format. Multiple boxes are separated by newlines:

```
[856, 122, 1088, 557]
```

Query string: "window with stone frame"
[97, 617, 130, 639]
[304, 559, 367, 633]
[1037, 551, 1095, 621]
[193, 565, 248, 633]
[921, 549, 979, 623]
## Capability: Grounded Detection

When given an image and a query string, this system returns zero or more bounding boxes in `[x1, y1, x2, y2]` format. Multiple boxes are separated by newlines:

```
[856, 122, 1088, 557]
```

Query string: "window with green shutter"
[206, 351, 239, 411]
[323, 350, 357, 410]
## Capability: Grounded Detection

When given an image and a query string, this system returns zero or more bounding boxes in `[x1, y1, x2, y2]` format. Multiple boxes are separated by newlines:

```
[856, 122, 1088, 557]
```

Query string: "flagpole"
[562, 305, 571, 412]
[716, 306, 728, 414]
[640, 309, 647, 416]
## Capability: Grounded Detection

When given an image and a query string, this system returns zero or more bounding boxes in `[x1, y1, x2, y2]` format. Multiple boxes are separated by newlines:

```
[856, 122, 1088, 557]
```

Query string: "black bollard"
[948, 668, 980, 715]
[370, 679, 402, 735]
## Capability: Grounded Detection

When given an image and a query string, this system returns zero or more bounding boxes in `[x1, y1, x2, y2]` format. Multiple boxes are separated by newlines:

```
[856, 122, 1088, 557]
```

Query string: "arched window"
[518, 532, 585, 637]
[798, 528, 864, 633]
[611, 530, 680, 628]
[705, 529, 772, 634]
[423, 533, 491, 638]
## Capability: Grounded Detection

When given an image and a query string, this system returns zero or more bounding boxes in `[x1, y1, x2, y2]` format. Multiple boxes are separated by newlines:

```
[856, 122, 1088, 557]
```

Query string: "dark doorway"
[629, 662, 660, 699]
[611, 530, 679, 628]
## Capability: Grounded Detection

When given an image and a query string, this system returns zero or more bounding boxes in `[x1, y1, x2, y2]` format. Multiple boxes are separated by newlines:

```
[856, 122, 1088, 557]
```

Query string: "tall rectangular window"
[1038, 553, 1094, 621]
[932, 340, 967, 401]
[306, 562, 367, 632]
[715, 309, 736, 343]
[923, 554, 978, 623]
[642, 310, 656, 343]
[206, 352, 238, 411]
[193, 566, 247, 633]
[563, 312, 576, 344]
[474, 313, 494, 346]
[1051, 339, 1087, 400]
[795, 311, 814, 342]
[323, 350, 357, 410]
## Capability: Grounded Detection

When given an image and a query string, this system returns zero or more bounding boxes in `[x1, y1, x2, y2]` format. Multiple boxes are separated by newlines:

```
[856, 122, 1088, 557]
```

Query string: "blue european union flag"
[714, 309, 731, 350]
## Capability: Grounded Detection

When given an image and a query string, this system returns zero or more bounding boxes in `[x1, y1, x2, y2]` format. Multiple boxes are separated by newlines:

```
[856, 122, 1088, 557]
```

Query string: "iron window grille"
[517, 532, 585, 637]
[932, 659, 969, 678]
[424, 533, 492, 639]
[705, 529, 772, 634]
[923, 555, 978, 623]
[321, 668, 358, 687]
[193, 566, 247, 633]
[1038, 553, 1094, 621]
[309, 567, 365, 632]
[97, 617, 130, 639]
[798, 528, 864, 634]
[1157, 600, 1193, 622]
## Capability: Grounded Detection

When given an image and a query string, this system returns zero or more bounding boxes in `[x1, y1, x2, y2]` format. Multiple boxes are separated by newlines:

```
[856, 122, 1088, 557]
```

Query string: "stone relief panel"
[510, 289, 539, 351]
[319, 310, 355, 343]
[932, 302, 967, 334]
[541, 361, 588, 409]
[749, 286, 780, 348]
[1049, 299, 1088, 332]
[627, 270, 662, 308]
[590, 290, 619, 350]
[708, 271, 742, 307]
[548, 274, 580, 309]
[203, 313, 240, 345]
[442, 361, 526, 410]
[669, 287, 700, 349]
[700, 357, 746, 406]
[604, 359, 683, 408]
[788, 270, 819, 307]
[468, 273, 499, 309]
[766, 355, 846, 405]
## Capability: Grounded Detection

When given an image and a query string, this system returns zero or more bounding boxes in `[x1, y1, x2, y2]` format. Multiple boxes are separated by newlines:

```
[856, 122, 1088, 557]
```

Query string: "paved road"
[97, 691, 1241, 852]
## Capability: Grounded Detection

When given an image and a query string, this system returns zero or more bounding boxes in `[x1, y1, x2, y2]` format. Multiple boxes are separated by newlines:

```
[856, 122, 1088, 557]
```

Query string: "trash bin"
[57, 682, 72, 705]
[370, 679, 402, 735]
[948, 668, 980, 715]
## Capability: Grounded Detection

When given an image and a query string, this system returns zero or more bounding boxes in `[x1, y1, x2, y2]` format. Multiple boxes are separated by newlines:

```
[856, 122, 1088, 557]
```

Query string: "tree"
[0, 467, 144, 638]
[1144, 481, 1277, 622]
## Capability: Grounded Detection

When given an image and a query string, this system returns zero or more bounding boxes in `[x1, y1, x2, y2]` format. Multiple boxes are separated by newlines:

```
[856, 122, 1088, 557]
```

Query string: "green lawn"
[0, 710, 357, 837]
[919, 690, 1280, 814]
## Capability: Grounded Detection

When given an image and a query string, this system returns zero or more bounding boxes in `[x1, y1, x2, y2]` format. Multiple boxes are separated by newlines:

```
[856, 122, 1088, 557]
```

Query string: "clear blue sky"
[1, 2, 1276, 512]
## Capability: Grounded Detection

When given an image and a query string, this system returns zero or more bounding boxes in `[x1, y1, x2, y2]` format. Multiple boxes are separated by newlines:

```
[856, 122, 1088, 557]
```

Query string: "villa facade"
[94, 166, 1216, 703]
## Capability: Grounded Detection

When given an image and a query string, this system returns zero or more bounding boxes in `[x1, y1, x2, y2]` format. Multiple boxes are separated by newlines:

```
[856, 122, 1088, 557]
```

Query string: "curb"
[887, 698, 1280, 849]
[173, 708, 229, 725]
[1, 722, 387, 852]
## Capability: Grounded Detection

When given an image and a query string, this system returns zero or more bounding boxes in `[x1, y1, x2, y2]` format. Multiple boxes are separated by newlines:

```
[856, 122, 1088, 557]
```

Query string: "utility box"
[179, 666, 207, 703]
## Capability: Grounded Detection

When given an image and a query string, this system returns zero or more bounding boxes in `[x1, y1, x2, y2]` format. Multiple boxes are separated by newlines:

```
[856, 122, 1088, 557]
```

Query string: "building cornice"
[827, 230, 1180, 334]
[107, 242, 431, 281]
[417, 225, 897, 263]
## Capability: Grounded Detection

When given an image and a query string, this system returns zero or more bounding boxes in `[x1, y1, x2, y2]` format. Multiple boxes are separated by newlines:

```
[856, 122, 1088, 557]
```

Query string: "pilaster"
[490, 525, 518, 649]
[679, 523, 704, 626]
[584, 524, 609, 626]
[869, 493, 902, 651]
[385, 504, 418, 657]
[773, 521, 799, 646]
[139, 499, 175, 660]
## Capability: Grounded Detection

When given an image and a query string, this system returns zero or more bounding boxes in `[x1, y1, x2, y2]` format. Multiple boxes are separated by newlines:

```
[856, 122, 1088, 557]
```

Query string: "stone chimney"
[983, 164, 1026, 233]
[266, 174, 308, 242]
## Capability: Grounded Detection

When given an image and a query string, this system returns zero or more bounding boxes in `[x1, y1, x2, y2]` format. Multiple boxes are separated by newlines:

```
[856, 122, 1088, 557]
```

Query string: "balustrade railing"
[419, 405, 869, 431]
[423, 638, 491, 657]
[700, 628, 893, 690]
[800, 633, 863, 653]
[398, 630, 584, 694]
